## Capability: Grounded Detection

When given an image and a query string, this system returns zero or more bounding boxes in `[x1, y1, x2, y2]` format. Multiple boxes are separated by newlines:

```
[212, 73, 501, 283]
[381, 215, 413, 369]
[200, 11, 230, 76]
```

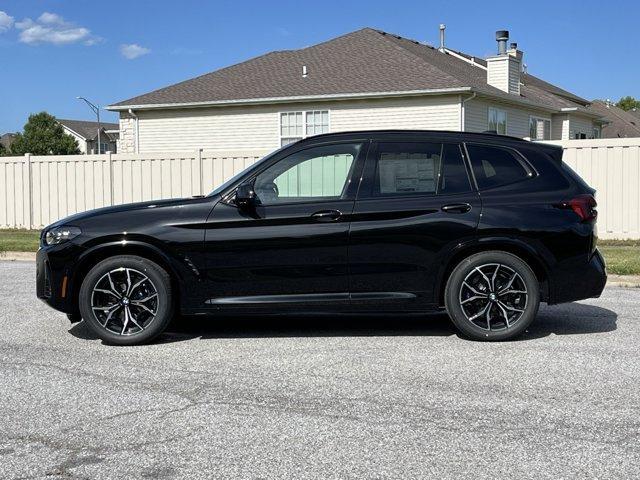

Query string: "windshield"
[207, 147, 285, 196]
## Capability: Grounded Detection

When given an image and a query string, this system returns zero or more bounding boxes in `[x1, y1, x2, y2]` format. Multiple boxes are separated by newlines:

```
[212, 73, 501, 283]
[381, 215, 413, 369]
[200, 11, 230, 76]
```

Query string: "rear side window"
[375, 142, 441, 195]
[439, 144, 472, 194]
[371, 142, 471, 196]
[466, 144, 530, 189]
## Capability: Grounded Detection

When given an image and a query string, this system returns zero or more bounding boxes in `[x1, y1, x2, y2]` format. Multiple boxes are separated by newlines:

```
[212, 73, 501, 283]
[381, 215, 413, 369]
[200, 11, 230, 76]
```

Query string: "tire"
[79, 255, 173, 345]
[444, 251, 540, 341]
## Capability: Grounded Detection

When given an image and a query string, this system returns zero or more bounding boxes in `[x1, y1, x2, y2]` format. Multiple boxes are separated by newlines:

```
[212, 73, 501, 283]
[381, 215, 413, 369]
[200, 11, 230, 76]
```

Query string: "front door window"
[253, 143, 361, 205]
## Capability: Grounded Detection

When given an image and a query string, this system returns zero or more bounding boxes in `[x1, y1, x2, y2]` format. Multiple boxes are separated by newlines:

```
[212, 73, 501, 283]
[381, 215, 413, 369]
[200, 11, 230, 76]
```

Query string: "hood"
[46, 197, 197, 229]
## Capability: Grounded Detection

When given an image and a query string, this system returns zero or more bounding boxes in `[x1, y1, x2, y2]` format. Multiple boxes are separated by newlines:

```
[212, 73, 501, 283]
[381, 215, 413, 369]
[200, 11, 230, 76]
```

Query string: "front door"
[348, 139, 481, 310]
[203, 141, 366, 308]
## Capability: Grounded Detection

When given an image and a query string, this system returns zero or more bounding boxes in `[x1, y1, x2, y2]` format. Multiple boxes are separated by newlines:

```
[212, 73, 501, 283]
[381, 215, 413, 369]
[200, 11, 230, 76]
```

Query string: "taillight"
[560, 194, 597, 222]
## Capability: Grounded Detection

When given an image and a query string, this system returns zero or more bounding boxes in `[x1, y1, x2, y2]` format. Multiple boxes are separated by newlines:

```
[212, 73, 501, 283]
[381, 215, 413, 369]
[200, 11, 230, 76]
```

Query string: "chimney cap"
[509, 42, 518, 50]
[496, 30, 509, 41]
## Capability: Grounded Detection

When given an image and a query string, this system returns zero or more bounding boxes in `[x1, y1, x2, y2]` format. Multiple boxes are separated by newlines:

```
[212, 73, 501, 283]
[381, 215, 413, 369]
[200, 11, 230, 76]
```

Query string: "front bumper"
[548, 248, 607, 304]
[36, 245, 83, 315]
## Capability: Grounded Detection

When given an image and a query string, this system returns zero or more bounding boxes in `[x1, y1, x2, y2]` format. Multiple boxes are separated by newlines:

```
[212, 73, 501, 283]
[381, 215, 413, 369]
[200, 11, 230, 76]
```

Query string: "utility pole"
[77, 97, 102, 154]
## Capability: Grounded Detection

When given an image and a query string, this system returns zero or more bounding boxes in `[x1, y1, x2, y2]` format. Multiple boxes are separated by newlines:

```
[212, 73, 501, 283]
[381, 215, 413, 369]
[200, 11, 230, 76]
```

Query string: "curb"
[0, 251, 37, 262]
[2, 251, 640, 288]
[607, 275, 640, 288]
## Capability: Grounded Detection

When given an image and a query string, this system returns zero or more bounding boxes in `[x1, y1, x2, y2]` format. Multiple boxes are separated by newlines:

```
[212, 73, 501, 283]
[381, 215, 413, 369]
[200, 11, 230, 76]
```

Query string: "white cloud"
[120, 43, 150, 60]
[15, 12, 99, 45]
[0, 11, 14, 32]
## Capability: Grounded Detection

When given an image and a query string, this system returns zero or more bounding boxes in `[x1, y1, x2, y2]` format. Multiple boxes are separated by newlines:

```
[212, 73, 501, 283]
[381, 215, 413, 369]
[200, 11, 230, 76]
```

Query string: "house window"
[529, 116, 551, 140]
[592, 127, 601, 139]
[280, 110, 329, 146]
[488, 107, 507, 135]
[99, 142, 109, 154]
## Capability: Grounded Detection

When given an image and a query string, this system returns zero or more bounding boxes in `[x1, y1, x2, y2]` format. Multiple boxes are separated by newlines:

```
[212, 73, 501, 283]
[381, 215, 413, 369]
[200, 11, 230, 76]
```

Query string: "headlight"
[43, 226, 82, 246]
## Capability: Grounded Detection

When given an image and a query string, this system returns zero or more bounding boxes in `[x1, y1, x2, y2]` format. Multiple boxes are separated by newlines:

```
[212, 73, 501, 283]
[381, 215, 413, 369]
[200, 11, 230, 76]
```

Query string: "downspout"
[128, 108, 139, 154]
[460, 92, 477, 131]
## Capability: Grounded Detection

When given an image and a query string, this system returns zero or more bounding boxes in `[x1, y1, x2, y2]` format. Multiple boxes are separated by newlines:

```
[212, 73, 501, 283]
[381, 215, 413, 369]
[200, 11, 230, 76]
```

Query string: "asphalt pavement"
[0, 260, 638, 479]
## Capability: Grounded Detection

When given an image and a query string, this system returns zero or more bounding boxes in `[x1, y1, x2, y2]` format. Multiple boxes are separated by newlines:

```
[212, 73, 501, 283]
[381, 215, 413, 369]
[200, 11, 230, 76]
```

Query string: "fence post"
[107, 152, 114, 206]
[198, 148, 203, 195]
[25, 153, 33, 229]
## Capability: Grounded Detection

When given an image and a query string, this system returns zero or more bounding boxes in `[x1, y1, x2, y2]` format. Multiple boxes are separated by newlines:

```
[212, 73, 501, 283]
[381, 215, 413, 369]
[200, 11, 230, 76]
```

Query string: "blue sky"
[0, 0, 638, 132]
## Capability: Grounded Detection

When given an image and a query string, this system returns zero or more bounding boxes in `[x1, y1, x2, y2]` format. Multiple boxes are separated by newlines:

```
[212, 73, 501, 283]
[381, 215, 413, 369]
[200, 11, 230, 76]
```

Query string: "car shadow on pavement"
[520, 302, 617, 340]
[68, 302, 617, 344]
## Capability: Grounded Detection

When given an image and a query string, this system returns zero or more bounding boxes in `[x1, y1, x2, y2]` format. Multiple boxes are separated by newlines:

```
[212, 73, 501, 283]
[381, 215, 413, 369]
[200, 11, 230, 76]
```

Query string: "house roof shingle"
[587, 101, 640, 138]
[108, 27, 595, 115]
[58, 119, 119, 141]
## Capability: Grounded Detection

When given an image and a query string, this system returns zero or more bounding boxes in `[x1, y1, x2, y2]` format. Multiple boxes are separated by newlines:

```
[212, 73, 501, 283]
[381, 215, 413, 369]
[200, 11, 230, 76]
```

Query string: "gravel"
[1, 261, 638, 479]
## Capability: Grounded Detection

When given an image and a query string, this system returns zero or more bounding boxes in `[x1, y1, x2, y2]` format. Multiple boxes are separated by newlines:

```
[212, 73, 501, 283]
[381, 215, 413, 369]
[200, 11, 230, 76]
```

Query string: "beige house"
[107, 27, 605, 154]
[58, 119, 119, 154]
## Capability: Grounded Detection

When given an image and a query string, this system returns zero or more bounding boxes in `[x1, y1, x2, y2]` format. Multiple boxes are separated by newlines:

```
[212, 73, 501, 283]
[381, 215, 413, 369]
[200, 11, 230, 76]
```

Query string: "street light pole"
[77, 97, 102, 154]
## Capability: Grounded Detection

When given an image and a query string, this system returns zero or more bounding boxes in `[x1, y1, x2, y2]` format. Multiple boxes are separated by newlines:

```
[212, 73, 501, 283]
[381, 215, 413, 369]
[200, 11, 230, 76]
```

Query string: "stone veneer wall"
[118, 112, 136, 153]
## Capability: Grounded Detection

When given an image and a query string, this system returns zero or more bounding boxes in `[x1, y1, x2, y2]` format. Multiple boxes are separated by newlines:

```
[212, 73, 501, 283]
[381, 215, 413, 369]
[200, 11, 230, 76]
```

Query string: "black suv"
[37, 131, 606, 345]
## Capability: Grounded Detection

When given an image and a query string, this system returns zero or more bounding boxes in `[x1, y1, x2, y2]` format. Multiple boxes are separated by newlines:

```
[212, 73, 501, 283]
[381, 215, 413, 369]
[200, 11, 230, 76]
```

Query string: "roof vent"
[439, 24, 446, 52]
[302, 65, 308, 78]
[496, 30, 509, 55]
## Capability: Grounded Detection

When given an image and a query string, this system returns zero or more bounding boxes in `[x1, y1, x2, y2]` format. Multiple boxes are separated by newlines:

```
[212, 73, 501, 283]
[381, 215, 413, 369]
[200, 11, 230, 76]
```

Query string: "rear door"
[348, 138, 481, 310]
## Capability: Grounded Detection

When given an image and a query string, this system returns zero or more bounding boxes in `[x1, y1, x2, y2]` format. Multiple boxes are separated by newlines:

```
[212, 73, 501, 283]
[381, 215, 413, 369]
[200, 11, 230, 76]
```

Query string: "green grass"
[598, 245, 640, 276]
[0, 229, 41, 253]
[1, 229, 639, 276]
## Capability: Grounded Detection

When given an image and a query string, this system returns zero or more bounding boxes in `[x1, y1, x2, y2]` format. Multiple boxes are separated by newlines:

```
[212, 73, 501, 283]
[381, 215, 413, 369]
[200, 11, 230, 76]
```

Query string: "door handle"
[441, 203, 472, 214]
[311, 210, 342, 222]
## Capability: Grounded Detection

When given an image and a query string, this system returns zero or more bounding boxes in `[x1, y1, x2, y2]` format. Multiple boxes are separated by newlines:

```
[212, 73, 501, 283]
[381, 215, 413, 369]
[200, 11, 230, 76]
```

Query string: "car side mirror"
[235, 182, 257, 208]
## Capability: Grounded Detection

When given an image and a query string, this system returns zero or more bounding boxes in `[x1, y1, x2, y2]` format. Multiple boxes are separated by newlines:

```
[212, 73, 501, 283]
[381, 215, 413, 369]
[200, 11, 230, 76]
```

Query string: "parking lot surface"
[1, 260, 639, 479]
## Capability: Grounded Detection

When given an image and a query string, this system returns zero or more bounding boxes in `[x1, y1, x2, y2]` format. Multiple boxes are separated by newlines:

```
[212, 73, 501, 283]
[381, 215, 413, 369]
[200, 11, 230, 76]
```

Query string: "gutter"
[460, 92, 477, 131]
[560, 106, 606, 120]
[106, 87, 473, 111]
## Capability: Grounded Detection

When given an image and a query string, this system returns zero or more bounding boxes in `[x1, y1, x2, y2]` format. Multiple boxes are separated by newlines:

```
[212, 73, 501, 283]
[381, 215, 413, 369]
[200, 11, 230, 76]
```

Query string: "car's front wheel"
[445, 251, 540, 341]
[78, 255, 173, 345]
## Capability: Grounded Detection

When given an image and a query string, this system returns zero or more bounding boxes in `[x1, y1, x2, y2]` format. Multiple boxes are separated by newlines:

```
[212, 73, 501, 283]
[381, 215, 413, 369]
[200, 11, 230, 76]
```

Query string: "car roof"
[298, 129, 562, 154]
[300, 129, 527, 143]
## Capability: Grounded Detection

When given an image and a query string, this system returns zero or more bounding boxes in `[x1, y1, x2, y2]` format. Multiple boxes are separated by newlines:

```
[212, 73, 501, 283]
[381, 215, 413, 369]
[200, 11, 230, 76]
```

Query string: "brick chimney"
[486, 30, 523, 95]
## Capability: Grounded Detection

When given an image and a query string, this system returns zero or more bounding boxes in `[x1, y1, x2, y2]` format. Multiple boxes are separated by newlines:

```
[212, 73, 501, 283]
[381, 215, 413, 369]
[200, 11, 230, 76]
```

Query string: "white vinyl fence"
[1, 139, 640, 239]
[541, 138, 640, 239]
[0, 150, 267, 229]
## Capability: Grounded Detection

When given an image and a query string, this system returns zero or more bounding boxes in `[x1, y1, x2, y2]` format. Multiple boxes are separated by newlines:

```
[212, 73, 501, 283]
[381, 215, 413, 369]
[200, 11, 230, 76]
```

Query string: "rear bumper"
[548, 248, 607, 304]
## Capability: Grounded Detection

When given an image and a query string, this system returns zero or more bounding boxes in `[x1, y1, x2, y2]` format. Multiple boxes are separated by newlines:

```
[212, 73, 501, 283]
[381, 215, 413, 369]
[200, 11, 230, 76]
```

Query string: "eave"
[105, 87, 473, 111]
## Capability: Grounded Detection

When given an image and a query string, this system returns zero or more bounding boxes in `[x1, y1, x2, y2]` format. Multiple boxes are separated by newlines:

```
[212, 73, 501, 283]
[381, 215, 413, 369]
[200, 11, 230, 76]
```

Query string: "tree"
[616, 96, 640, 112]
[10, 112, 80, 155]
[0, 143, 6, 156]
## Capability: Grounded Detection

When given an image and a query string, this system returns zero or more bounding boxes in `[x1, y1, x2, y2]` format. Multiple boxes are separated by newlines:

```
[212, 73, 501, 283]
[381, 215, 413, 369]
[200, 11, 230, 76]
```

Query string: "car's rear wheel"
[79, 255, 173, 345]
[445, 251, 540, 341]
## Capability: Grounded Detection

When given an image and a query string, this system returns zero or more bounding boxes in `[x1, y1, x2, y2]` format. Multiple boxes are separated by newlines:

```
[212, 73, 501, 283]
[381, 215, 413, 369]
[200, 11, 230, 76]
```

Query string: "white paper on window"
[378, 153, 437, 193]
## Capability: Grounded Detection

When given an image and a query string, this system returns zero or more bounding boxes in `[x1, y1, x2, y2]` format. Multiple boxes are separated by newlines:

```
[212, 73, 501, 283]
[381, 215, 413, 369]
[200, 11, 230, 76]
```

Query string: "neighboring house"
[107, 27, 606, 154]
[587, 100, 640, 138]
[1, 133, 18, 152]
[58, 119, 119, 154]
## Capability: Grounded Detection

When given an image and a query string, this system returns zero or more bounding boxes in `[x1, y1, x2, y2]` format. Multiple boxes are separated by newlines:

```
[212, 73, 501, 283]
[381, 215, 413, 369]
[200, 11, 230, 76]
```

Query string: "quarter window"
[488, 107, 507, 135]
[253, 143, 360, 205]
[280, 110, 329, 146]
[466, 144, 530, 189]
